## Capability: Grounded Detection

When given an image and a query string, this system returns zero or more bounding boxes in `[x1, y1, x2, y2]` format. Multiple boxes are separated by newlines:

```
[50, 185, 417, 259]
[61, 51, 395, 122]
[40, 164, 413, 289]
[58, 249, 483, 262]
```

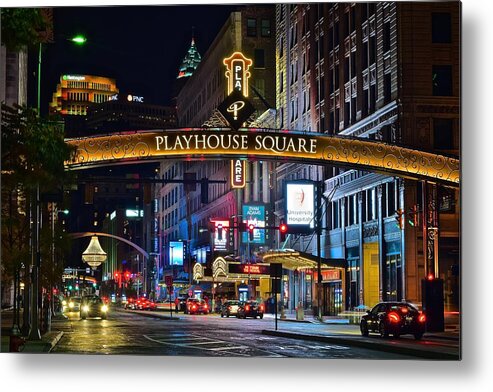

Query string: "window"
[433, 118, 454, 149]
[362, 41, 368, 69]
[247, 18, 257, 36]
[369, 35, 376, 64]
[432, 13, 452, 43]
[344, 57, 350, 82]
[335, 64, 339, 87]
[328, 27, 334, 51]
[261, 19, 271, 37]
[384, 72, 392, 103]
[383, 22, 391, 52]
[344, 12, 350, 37]
[351, 7, 356, 33]
[433, 65, 453, 96]
[254, 49, 265, 68]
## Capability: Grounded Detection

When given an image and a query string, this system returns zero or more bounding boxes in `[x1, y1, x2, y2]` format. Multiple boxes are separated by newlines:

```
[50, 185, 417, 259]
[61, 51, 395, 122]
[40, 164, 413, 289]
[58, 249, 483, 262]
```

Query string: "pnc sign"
[223, 52, 254, 190]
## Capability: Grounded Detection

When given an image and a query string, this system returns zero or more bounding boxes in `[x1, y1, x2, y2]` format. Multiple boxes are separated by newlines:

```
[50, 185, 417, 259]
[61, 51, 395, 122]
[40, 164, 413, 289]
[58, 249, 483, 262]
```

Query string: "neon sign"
[223, 52, 253, 96]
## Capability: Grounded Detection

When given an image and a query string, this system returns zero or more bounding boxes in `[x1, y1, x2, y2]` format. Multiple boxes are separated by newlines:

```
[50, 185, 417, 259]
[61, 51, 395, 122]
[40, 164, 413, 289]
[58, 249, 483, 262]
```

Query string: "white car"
[220, 300, 240, 317]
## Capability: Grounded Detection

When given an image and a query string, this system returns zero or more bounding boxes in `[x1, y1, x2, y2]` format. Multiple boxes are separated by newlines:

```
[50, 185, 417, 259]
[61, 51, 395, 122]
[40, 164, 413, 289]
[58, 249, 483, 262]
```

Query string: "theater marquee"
[65, 129, 460, 187]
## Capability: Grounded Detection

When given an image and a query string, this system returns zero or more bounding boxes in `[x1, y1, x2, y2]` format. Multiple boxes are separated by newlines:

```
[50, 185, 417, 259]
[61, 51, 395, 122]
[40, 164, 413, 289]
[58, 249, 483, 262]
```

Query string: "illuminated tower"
[177, 35, 202, 79]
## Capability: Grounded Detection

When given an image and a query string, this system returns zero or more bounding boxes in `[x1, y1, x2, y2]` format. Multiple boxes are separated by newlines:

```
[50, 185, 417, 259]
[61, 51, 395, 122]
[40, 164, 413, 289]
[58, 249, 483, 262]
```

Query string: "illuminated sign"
[169, 241, 184, 266]
[223, 52, 253, 96]
[242, 204, 266, 244]
[228, 263, 270, 275]
[110, 210, 116, 220]
[66, 130, 461, 187]
[321, 270, 341, 281]
[109, 94, 119, 101]
[285, 181, 315, 233]
[63, 75, 86, 81]
[125, 209, 144, 218]
[224, 52, 253, 189]
[127, 94, 144, 103]
[231, 160, 246, 188]
[210, 218, 231, 252]
[154, 133, 317, 154]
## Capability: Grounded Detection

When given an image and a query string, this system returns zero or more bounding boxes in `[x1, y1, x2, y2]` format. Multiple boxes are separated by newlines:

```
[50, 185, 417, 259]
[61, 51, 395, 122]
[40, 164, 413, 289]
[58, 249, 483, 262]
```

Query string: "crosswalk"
[142, 333, 285, 357]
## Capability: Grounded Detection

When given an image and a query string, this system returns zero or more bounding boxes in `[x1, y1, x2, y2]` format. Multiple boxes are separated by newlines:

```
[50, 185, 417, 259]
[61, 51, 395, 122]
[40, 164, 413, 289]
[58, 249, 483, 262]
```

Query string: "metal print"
[1, 2, 460, 361]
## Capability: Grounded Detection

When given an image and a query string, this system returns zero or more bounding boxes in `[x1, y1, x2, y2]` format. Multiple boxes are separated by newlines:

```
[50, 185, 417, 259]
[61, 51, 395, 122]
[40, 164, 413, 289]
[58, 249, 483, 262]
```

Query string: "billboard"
[242, 204, 266, 244]
[210, 218, 231, 252]
[285, 181, 315, 233]
[169, 241, 184, 266]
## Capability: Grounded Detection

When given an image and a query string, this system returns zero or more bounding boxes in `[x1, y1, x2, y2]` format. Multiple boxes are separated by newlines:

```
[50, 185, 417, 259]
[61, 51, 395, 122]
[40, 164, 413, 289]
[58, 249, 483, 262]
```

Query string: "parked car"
[237, 301, 264, 319]
[140, 299, 157, 310]
[185, 298, 209, 315]
[220, 300, 240, 318]
[360, 301, 426, 340]
[80, 296, 109, 320]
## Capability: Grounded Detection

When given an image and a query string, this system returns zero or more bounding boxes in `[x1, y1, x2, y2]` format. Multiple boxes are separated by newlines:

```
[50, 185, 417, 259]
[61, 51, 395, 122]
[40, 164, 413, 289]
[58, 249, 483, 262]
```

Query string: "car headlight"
[82, 305, 89, 312]
[69, 302, 74, 308]
[62, 300, 67, 306]
[101, 305, 108, 312]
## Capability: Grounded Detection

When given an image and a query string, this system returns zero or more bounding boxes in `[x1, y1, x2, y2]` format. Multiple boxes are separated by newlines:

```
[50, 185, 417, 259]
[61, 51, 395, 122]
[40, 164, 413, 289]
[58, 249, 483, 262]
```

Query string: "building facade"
[275, 2, 460, 315]
[153, 5, 276, 300]
[49, 74, 119, 136]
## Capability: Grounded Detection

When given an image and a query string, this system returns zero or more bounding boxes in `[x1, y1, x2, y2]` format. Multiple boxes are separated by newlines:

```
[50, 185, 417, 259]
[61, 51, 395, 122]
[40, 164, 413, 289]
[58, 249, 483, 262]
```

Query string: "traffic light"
[407, 204, 420, 227]
[125, 271, 130, 280]
[216, 223, 223, 240]
[248, 223, 255, 241]
[395, 208, 404, 230]
[279, 220, 288, 242]
[68, 285, 73, 291]
[114, 272, 119, 279]
[200, 178, 209, 204]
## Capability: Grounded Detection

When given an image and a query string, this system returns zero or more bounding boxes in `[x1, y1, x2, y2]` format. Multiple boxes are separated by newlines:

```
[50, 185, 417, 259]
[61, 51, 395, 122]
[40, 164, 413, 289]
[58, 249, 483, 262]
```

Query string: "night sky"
[40, 4, 241, 111]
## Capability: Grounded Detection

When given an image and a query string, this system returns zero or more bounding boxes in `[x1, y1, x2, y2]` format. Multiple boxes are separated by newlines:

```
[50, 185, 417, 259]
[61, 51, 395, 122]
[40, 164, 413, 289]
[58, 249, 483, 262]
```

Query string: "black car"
[360, 302, 426, 340]
[237, 301, 264, 319]
[80, 296, 109, 320]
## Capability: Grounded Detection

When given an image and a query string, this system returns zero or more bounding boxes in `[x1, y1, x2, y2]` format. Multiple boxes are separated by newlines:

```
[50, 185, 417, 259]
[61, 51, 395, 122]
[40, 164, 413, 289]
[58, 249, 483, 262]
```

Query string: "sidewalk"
[261, 310, 460, 360]
[1, 309, 69, 353]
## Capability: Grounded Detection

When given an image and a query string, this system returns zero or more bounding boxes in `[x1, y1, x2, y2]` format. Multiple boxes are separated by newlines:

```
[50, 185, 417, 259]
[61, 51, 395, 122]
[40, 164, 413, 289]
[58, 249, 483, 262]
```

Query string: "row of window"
[247, 18, 272, 37]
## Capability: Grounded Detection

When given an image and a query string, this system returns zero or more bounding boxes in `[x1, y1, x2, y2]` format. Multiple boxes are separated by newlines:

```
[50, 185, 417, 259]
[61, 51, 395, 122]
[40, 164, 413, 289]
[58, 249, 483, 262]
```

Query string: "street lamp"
[27, 34, 87, 341]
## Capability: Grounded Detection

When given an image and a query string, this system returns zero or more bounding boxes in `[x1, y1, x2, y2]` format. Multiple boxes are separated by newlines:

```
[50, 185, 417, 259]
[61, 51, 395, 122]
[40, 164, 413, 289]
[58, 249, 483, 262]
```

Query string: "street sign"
[165, 275, 173, 287]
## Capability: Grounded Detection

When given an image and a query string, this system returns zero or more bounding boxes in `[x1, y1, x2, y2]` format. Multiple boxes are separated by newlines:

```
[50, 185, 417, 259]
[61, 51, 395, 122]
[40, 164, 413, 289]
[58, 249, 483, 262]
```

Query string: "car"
[139, 298, 157, 311]
[65, 296, 81, 312]
[237, 301, 264, 319]
[185, 298, 209, 315]
[359, 301, 426, 340]
[175, 296, 188, 312]
[80, 296, 109, 320]
[220, 300, 240, 318]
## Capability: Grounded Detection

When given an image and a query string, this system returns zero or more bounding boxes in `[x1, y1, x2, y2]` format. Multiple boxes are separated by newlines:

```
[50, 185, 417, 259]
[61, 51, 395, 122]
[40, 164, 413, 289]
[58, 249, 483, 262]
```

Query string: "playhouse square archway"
[65, 128, 459, 187]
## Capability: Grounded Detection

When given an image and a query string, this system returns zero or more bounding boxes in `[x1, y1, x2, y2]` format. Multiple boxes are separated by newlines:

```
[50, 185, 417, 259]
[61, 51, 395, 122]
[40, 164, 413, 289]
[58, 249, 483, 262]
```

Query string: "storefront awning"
[259, 249, 345, 271]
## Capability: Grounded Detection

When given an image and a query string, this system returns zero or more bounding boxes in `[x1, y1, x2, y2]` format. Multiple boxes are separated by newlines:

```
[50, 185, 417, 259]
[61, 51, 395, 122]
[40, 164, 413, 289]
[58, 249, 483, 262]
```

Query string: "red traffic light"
[125, 272, 130, 279]
[279, 223, 288, 233]
[248, 223, 255, 231]
[114, 272, 119, 278]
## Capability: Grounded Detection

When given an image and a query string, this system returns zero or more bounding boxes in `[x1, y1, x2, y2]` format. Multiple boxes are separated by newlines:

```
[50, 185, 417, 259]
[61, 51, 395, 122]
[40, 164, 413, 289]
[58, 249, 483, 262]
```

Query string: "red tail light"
[401, 307, 408, 314]
[388, 312, 400, 323]
[260, 305, 264, 312]
[204, 304, 208, 309]
[192, 305, 197, 310]
[418, 313, 426, 323]
[245, 305, 250, 311]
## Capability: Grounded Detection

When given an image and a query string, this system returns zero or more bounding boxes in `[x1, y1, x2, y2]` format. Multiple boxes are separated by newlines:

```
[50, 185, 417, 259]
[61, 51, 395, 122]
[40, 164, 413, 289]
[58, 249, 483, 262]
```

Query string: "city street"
[51, 309, 417, 359]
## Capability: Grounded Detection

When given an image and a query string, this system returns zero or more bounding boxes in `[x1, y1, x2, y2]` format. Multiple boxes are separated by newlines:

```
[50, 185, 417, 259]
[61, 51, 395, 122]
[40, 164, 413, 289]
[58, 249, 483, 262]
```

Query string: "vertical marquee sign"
[223, 52, 253, 189]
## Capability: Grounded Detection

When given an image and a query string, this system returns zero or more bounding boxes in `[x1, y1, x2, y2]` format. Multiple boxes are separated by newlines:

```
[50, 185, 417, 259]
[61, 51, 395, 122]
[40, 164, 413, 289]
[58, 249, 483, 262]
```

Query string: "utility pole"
[316, 182, 323, 321]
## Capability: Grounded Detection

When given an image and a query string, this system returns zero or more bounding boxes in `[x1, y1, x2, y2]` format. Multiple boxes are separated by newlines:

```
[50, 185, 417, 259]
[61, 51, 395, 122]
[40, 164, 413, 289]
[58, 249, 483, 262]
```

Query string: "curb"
[20, 331, 64, 353]
[261, 329, 460, 360]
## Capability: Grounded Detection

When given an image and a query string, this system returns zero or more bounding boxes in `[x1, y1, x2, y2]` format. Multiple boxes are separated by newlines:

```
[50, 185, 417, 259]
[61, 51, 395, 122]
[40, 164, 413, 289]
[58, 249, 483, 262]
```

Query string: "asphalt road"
[52, 309, 416, 359]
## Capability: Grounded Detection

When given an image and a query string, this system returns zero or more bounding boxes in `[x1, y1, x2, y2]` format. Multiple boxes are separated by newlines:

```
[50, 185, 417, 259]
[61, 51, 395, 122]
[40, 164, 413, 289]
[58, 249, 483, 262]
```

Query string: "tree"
[0, 8, 47, 51]
[1, 103, 76, 300]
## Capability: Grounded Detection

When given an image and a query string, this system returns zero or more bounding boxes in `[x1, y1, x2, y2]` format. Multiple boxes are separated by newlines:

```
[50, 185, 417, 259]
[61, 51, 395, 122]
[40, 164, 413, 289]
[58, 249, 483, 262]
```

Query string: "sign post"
[165, 275, 173, 318]
[270, 263, 282, 331]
